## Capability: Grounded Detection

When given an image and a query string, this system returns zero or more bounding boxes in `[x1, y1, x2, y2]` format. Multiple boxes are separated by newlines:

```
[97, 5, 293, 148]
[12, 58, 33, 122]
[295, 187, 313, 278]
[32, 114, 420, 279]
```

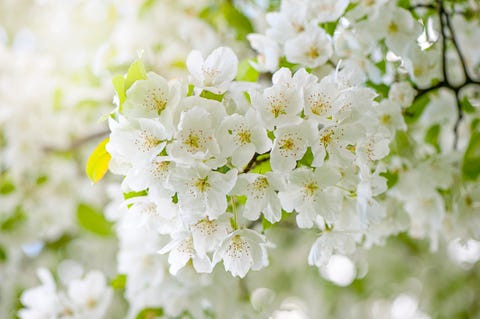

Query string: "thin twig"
[43, 129, 109, 153]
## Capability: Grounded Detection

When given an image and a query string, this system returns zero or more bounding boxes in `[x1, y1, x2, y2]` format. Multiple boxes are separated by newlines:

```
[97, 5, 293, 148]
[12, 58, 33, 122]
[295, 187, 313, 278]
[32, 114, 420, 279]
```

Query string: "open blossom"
[232, 172, 285, 223]
[308, 0, 350, 23]
[107, 116, 170, 168]
[67, 270, 113, 318]
[250, 68, 304, 129]
[18, 268, 112, 319]
[308, 231, 356, 267]
[284, 24, 333, 68]
[18, 269, 63, 319]
[218, 109, 272, 168]
[271, 120, 316, 172]
[265, 0, 309, 44]
[168, 97, 227, 168]
[168, 164, 237, 219]
[247, 34, 281, 72]
[278, 166, 341, 228]
[190, 216, 231, 256]
[213, 229, 270, 278]
[186, 46, 238, 94]
[159, 232, 213, 275]
[303, 74, 342, 124]
[121, 72, 182, 125]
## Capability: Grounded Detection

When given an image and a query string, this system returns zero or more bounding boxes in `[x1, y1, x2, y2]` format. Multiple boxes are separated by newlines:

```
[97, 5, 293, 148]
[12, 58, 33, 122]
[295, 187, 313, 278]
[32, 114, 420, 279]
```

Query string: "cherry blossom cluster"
[18, 266, 112, 319]
[106, 42, 397, 278]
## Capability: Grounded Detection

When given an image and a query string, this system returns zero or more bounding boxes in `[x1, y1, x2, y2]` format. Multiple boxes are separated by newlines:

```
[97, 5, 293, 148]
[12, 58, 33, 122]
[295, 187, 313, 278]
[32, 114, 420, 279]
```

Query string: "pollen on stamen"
[236, 129, 252, 145]
[226, 235, 251, 259]
[135, 130, 162, 152]
[303, 181, 318, 197]
[144, 88, 168, 114]
[248, 177, 269, 200]
[267, 95, 287, 118]
[194, 177, 210, 193]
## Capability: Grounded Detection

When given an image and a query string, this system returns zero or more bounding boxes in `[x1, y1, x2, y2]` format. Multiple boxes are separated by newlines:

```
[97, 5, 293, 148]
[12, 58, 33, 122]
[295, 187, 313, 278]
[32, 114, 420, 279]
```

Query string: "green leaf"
[425, 124, 441, 152]
[222, 2, 254, 40]
[460, 96, 476, 113]
[278, 57, 299, 72]
[199, 3, 253, 41]
[375, 60, 387, 74]
[1, 206, 26, 231]
[250, 157, 271, 174]
[404, 94, 430, 124]
[471, 118, 480, 131]
[52, 88, 63, 111]
[320, 20, 339, 37]
[110, 274, 127, 290]
[172, 193, 178, 204]
[0, 178, 15, 195]
[135, 308, 164, 319]
[76, 203, 113, 236]
[0, 245, 7, 262]
[112, 74, 127, 107]
[262, 215, 274, 231]
[380, 170, 399, 189]
[187, 84, 195, 97]
[125, 59, 147, 90]
[298, 147, 314, 167]
[86, 137, 111, 184]
[139, 0, 157, 16]
[462, 130, 480, 181]
[200, 90, 224, 102]
[397, 0, 411, 9]
[123, 190, 148, 200]
[236, 59, 259, 82]
[366, 81, 389, 99]
[391, 131, 415, 159]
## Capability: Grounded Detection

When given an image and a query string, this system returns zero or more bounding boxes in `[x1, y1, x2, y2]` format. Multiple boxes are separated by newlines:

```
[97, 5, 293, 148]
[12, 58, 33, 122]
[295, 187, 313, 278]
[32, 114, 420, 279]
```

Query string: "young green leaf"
[462, 130, 480, 181]
[110, 274, 127, 290]
[236, 59, 259, 82]
[135, 308, 164, 319]
[76, 203, 113, 236]
[86, 137, 111, 184]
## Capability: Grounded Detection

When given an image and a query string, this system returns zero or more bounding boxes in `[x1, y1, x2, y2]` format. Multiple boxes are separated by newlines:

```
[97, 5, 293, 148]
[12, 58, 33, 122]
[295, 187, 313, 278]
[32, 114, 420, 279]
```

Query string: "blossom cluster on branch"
[7, 0, 480, 318]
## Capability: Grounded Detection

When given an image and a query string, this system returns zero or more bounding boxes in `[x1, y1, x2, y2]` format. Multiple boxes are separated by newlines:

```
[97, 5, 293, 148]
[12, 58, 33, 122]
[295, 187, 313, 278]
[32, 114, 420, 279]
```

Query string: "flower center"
[195, 177, 210, 192]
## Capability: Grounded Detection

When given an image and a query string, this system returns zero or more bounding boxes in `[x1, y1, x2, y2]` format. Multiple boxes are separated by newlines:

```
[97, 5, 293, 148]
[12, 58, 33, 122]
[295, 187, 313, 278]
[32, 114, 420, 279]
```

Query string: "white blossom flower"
[213, 229, 269, 278]
[168, 110, 219, 165]
[265, 0, 309, 44]
[308, 232, 356, 267]
[18, 269, 63, 319]
[190, 216, 231, 256]
[271, 121, 316, 172]
[311, 123, 361, 167]
[303, 75, 342, 124]
[278, 167, 341, 228]
[375, 101, 407, 137]
[67, 270, 113, 319]
[122, 72, 182, 126]
[186, 46, 238, 94]
[169, 164, 237, 219]
[159, 233, 213, 275]
[284, 25, 333, 68]
[388, 81, 416, 108]
[250, 68, 304, 129]
[308, 0, 350, 23]
[218, 109, 272, 168]
[107, 116, 170, 168]
[404, 45, 442, 89]
[123, 155, 175, 195]
[232, 172, 285, 223]
[247, 34, 281, 72]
